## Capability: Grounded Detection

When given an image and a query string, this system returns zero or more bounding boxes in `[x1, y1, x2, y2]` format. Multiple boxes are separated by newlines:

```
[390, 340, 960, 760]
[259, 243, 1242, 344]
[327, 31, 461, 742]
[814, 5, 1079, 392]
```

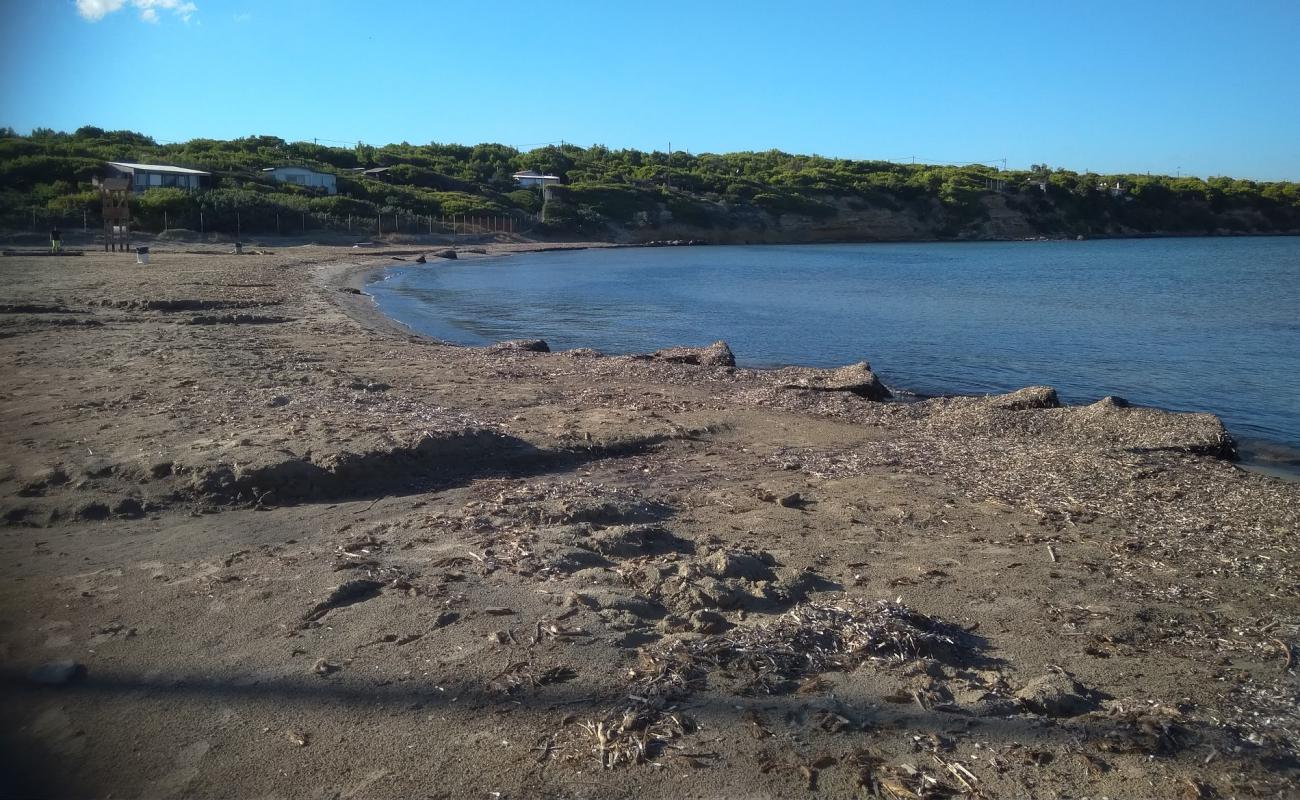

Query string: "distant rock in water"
[431, 248, 457, 260]
[926, 386, 1237, 461]
[1077, 397, 1237, 459]
[774, 361, 891, 401]
[487, 338, 550, 353]
[647, 340, 736, 367]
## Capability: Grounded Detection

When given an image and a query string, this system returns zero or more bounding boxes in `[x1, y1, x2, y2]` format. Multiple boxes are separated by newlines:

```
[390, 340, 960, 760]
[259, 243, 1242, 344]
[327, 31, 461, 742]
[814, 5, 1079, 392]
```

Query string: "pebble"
[313, 659, 340, 676]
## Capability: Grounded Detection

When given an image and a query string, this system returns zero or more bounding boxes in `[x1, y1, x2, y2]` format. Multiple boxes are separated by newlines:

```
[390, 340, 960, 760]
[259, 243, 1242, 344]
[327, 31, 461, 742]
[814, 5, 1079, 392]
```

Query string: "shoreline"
[5, 227, 1298, 256]
[353, 242, 1300, 479]
[1, 245, 1297, 797]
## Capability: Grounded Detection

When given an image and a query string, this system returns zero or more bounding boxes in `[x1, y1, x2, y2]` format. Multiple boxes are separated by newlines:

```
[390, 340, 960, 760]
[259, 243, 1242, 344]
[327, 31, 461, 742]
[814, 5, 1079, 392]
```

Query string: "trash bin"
[136, 246, 150, 265]
[234, 241, 243, 255]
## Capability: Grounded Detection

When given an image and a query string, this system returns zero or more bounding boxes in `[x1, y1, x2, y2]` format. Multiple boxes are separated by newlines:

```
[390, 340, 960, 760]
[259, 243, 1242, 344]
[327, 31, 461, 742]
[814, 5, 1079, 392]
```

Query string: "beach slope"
[0, 246, 1296, 798]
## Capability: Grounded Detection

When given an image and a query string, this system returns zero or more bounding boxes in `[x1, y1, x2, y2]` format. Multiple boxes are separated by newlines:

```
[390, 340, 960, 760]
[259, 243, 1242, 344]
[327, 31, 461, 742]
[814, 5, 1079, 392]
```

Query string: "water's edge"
[365, 242, 1300, 479]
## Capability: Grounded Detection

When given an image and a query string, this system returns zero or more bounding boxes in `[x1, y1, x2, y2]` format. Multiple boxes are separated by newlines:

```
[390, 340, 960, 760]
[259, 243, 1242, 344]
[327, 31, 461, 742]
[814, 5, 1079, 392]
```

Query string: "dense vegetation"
[3, 126, 1299, 240]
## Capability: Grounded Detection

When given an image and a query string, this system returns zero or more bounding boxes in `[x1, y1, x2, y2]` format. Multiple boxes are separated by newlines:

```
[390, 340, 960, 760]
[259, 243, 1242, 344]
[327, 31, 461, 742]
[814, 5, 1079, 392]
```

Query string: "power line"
[512, 139, 566, 149]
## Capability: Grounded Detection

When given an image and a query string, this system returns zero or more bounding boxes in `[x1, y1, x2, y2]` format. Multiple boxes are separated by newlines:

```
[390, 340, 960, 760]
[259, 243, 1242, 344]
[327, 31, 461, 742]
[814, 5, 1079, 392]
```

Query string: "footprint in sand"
[40, 620, 73, 649]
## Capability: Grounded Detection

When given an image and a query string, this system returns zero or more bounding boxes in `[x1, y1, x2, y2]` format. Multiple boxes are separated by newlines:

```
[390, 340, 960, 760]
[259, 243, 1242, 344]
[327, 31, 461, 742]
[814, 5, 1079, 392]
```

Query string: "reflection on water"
[370, 237, 1300, 464]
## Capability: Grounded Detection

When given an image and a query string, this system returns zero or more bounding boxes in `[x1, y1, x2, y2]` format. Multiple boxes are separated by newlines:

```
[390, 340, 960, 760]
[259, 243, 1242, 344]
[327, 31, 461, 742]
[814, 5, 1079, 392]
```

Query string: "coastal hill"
[3, 126, 1299, 241]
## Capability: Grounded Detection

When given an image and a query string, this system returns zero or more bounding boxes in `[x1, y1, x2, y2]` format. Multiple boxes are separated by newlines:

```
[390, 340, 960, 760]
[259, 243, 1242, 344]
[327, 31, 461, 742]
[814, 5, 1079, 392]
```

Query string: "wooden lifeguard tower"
[98, 177, 131, 252]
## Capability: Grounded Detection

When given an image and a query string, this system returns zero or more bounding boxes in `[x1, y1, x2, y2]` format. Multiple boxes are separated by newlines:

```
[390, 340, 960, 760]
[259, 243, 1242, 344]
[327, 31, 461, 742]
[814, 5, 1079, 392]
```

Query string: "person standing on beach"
[49, 226, 62, 253]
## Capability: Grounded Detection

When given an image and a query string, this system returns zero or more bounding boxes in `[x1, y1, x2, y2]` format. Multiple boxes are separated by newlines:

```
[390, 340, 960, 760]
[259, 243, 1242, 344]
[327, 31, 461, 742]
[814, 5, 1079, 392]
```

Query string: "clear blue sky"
[2, 0, 1298, 179]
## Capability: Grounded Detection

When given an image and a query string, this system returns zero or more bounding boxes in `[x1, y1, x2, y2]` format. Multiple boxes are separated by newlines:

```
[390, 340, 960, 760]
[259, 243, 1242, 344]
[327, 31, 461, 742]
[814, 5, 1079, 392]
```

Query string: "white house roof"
[512, 170, 560, 180]
[108, 161, 210, 176]
[263, 166, 331, 174]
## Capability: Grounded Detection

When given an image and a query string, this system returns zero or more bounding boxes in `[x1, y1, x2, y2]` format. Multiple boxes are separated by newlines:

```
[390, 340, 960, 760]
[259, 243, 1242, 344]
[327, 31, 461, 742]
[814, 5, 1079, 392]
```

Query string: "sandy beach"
[1, 241, 1297, 798]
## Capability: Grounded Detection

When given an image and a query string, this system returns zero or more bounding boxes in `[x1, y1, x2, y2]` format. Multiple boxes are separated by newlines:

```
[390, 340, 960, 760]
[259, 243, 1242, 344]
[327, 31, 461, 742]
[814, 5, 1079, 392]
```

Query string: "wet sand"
[0, 243, 1296, 798]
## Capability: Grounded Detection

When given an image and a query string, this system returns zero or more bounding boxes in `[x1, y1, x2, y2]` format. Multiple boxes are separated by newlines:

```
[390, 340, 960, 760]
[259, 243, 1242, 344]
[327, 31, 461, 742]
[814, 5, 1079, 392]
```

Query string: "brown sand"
[0, 243, 1296, 799]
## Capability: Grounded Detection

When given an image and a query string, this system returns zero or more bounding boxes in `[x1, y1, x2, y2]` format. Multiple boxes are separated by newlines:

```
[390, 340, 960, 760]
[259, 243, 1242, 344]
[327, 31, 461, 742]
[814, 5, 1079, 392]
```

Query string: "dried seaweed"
[572, 598, 968, 769]
[488, 660, 578, 695]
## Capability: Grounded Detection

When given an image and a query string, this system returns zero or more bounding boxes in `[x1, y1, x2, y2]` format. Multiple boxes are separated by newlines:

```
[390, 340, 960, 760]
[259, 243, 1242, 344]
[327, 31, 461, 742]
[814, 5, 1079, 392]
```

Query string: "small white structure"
[262, 166, 337, 194]
[107, 161, 209, 192]
[512, 170, 561, 188]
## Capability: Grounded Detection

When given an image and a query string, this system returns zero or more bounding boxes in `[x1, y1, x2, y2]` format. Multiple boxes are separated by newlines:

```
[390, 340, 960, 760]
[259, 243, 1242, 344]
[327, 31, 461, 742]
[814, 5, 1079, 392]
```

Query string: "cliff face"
[598, 191, 1300, 244]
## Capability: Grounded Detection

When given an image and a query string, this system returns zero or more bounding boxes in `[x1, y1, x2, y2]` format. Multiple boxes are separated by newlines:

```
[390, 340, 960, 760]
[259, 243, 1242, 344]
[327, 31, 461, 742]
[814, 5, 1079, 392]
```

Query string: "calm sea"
[368, 237, 1300, 470]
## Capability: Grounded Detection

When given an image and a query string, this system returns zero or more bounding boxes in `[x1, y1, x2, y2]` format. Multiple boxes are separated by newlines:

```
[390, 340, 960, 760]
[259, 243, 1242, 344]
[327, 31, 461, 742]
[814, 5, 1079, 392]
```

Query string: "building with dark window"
[106, 161, 209, 191]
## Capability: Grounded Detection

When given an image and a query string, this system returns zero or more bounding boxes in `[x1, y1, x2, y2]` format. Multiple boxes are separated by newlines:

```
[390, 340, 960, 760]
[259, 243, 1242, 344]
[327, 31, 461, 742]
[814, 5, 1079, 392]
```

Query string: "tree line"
[2, 126, 1298, 238]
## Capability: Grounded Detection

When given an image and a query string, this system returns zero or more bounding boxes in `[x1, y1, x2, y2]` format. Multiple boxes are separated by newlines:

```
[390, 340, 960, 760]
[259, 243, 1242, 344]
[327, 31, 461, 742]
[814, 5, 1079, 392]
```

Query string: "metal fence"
[3, 207, 539, 240]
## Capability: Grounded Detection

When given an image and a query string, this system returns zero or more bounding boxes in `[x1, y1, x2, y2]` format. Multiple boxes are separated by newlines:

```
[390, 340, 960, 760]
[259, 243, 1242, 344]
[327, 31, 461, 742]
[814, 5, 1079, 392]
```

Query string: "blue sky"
[2, 0, 1298, 179]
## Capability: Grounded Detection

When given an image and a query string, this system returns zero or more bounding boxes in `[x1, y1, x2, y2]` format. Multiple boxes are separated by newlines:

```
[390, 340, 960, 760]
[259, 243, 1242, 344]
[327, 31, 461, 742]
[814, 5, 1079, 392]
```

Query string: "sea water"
[369, 237, 1300, 470]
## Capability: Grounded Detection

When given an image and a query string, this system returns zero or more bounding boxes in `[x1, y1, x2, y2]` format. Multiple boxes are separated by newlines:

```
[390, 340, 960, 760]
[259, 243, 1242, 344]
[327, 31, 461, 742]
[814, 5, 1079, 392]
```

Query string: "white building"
[262, 166, 338, 194]
[512, 170, 561, 188]
[106, 161, 209, 191]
